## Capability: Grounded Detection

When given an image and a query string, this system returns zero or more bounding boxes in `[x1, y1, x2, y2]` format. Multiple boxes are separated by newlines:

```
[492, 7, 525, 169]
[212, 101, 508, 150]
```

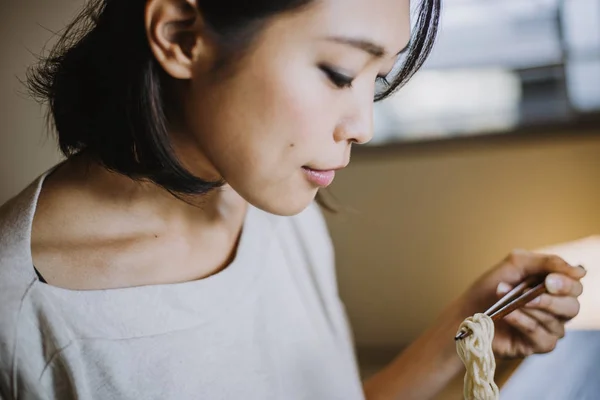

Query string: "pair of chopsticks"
[454, 267, 581, 341]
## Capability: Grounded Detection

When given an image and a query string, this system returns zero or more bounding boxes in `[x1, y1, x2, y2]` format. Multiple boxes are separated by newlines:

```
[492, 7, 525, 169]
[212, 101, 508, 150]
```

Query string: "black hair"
[26, 0, 441, 196]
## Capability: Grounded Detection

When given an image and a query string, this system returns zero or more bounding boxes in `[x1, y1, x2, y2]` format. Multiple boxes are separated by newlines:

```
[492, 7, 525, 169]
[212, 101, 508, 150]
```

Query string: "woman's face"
[176, 0, 410, 215]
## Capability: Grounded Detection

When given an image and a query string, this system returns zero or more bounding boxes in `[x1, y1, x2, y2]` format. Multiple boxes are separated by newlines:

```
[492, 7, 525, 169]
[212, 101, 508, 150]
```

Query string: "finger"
[506, 250, 586, 280]
[497, 273, 583, 304]
[504, 309, 558, 353]
[544, 273, 584, 296]
[496, 281, 513, 296]
[520, 308, 565, 338]
[526, 293, 581, 320]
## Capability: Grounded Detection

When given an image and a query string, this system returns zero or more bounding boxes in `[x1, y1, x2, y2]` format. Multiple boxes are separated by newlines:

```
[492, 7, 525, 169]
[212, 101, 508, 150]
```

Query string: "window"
[371, 0, 600, 145]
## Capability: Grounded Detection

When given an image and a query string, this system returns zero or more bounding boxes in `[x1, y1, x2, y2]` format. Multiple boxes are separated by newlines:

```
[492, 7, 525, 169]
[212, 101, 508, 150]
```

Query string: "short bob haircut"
[27, 0, 441, 196]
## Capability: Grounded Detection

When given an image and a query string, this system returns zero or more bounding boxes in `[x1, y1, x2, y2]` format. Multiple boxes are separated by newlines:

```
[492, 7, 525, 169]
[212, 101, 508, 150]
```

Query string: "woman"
[0, 0, 585, 399]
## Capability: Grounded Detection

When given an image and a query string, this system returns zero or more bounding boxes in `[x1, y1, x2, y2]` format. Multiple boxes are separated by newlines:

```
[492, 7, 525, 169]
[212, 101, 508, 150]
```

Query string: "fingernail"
[546, 276, 562, 292]
[497, 282, 512, 295]
[574, 264, 587, 277]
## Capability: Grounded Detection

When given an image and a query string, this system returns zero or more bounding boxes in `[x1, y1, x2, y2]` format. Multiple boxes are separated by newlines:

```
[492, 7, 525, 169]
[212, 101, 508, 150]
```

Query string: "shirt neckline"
[18, 166, 276, 338]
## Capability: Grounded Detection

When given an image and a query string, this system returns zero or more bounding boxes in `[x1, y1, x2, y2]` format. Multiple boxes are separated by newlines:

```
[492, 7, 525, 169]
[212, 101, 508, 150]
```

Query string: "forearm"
[362, 297, 469, 400]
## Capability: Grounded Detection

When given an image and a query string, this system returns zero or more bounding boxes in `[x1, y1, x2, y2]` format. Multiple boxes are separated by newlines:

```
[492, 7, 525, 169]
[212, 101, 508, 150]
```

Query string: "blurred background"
[1, 0, 600, 398]
[373, 0, 600, 144]
[327, 0, 600, 343]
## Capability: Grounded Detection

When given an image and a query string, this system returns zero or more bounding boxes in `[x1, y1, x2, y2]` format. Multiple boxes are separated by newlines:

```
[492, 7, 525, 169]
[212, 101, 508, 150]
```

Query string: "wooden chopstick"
[487, 282, 546, 322]
[483, 275, 541, 317]
[454, 275, 547, 341]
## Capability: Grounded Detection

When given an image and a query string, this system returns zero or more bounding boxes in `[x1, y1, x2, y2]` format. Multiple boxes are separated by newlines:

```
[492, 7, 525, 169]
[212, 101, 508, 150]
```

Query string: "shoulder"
[0, 171, 49, 333]
[0, 175, 48, 397]
[0, 164, 66, 285]
[0, 171, 46, 295]
[0, 174, 45, 282]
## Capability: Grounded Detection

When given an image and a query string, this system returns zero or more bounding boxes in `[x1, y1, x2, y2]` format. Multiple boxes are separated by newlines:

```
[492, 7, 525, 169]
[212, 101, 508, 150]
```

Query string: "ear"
[145, 0, 210, 79]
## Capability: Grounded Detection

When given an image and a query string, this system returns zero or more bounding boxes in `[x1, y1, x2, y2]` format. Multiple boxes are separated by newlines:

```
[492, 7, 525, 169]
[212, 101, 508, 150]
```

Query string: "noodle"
[456, 313, 500, 400]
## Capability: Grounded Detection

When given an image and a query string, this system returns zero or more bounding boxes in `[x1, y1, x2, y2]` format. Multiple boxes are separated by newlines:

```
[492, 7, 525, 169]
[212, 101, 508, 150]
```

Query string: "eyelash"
[320, 65, 390, 90]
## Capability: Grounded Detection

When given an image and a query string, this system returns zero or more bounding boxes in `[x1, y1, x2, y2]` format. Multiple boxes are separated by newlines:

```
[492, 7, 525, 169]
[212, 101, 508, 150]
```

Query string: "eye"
[319, 65, 354, 89]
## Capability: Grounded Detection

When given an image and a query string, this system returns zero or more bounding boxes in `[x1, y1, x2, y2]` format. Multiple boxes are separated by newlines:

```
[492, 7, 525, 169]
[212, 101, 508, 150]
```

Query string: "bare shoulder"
[30, 162, 105, 249]
[28, 158, 218, 290]
[29, 160, 150, 289]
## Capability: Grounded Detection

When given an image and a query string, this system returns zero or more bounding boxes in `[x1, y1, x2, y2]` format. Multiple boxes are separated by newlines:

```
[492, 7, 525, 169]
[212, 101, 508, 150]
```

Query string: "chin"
[253, 188, 318, 217]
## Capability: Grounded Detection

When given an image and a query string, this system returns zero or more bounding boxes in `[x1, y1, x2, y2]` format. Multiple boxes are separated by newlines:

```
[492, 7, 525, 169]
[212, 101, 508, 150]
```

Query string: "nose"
[333, 93, 374, 145]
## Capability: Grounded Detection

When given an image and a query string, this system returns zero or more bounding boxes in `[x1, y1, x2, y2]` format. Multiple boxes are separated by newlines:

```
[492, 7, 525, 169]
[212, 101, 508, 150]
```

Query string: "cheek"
[183, 60, 336, 210]
[268, 70, 335, 150]
[185, 75, 319, 181]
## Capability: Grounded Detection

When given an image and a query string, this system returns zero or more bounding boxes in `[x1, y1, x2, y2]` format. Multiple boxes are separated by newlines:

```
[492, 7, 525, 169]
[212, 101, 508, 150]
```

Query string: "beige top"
[0, 169, 364, 400]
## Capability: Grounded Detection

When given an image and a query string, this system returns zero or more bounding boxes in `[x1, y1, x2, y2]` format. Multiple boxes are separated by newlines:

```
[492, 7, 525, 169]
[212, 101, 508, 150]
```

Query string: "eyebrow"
[324, 36, 411, 58]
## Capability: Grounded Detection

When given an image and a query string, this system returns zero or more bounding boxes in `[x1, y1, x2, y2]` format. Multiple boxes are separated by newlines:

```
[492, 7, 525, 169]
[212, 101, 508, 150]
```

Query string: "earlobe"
[145, 0, 204, 80]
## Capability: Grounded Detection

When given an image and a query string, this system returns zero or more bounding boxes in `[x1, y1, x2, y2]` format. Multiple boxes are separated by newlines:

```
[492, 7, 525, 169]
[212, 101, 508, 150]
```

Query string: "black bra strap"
[33, 266, 47, 284]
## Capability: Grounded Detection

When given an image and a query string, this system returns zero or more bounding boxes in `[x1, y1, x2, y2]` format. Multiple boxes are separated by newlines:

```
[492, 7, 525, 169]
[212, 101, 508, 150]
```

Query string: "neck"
[56, 153, 248, 230]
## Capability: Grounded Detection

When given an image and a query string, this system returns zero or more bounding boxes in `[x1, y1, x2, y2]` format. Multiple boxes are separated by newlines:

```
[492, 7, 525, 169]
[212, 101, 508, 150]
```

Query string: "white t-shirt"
[0, 170, 365, 400]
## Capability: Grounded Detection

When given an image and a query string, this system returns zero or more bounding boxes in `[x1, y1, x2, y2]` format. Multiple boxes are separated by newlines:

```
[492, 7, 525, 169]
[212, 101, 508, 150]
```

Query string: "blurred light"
[561, 0, 600, 112]
[566, 59, 600, 112]
[373, 69, 522, 144]
[423, 0, 562, 70]
[561, 0, 600, 57]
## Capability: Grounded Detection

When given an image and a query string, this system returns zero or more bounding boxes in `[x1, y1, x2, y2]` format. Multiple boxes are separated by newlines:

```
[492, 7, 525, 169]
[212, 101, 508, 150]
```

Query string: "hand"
[465, 249, 586, 359]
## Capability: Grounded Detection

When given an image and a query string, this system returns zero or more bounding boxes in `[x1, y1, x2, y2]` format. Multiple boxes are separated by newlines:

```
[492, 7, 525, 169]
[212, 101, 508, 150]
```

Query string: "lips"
[302, 167, 336, 187]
